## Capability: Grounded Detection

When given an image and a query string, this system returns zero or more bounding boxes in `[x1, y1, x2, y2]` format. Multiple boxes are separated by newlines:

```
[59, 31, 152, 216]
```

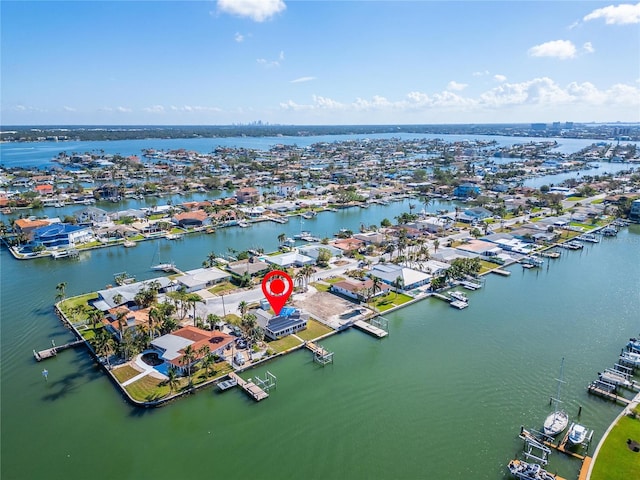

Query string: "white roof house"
[370, 263, 431, 290]
[177, 267, 231, 292]
[151, 334, 193, 361]
[265, 252, 315, 267]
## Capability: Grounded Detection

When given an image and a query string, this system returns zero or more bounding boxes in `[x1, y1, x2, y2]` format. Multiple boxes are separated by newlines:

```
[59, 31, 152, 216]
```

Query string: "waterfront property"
[150, 326, 235, 375]
[254, 308, 309, 340]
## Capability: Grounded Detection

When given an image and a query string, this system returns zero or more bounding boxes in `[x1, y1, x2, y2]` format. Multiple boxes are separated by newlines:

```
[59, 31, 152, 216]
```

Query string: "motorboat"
[507, 459, 556, 480]
[620, 350, 640, 366]
[628, 337, 640, 353]
[567, 422, 589, 446]
[448, 291, 469, 303]
[543, 358, 569, 437]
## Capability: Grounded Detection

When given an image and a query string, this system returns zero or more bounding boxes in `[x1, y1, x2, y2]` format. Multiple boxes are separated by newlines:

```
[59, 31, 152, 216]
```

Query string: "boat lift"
[518, 427, 551, 465]
[252, 371, 277, 392]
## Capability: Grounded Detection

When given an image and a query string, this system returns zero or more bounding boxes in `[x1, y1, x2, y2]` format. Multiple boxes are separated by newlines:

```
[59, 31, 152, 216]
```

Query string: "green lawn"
[479, 260, 499, 274]
[310, 282, 330, 292]
[207, 281, 236, 295]
[296, 318, 333, 341]
[324, 276, 345, 284]
[372, 292, 412, 311]
[59, 293, 99, 313]
[590, 414, 640, 480]
[267, 335, 303, 353]
[125, 375, 172, 402]
[112, 365, 143, 383]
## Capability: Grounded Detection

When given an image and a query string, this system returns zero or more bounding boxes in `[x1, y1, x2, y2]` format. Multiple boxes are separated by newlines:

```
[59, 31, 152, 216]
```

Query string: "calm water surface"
[1, 203, 639, 479]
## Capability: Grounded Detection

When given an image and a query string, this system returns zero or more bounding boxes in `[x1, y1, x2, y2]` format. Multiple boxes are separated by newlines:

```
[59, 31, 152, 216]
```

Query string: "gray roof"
[95, 277, 173, 310]
[151, 334, 193, 360]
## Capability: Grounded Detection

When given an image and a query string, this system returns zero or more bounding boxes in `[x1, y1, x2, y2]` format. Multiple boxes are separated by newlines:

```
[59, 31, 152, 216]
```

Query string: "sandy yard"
[292, 286, 358, 326]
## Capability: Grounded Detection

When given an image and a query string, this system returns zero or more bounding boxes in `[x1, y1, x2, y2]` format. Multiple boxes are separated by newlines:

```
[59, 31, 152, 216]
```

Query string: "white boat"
[598, 369, 632, 388]
[165, 232, 181, 240]
[543, 358, 569, 437]
[150, 245, 175, 272]
[123, 240, 136, 248]
[627, 337, 640, 353]
[448, 291, 468, 303]
[238, 221, 250, 228]
[50, 249, 79, 259]
[301, 211, 317, 219]
[507, 459, 556, 480]
[294, 231, 312, 240]
[567, 422, 589, 446]
[620, 350, 640, 366]
[577, 233, 599, 243]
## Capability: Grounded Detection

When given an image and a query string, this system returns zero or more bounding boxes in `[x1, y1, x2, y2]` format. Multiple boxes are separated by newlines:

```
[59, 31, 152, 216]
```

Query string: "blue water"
[3, 133, 635, 169]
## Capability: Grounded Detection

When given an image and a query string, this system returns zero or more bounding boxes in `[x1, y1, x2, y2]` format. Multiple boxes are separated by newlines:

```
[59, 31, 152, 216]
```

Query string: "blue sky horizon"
[2, 1, 639, 126]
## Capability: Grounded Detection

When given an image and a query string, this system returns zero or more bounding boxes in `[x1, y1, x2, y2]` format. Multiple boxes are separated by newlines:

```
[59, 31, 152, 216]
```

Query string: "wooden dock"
[577, 456, 592, 480]
[229, 372, 268, 401]
[587, 381, 631, 405]
[353, 320, 388, 338]
[33, 339, 84, 361]
[492, 268, 511, 276]
[306, 342, 329, 356]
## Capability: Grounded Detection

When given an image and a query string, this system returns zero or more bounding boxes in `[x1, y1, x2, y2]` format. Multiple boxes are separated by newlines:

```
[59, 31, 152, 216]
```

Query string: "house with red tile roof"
[172, 210, 210, 227]
[13, 218, 52, 236]
[35, 184, 54, 196]
[150, 326, 235, 373]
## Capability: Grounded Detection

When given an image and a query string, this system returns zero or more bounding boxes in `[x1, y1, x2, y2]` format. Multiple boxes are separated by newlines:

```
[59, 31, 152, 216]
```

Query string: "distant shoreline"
[2, 122, 639, 143]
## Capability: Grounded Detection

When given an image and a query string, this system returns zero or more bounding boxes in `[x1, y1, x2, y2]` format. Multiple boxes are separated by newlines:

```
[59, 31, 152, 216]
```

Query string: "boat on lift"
[507, 459, 556, 480]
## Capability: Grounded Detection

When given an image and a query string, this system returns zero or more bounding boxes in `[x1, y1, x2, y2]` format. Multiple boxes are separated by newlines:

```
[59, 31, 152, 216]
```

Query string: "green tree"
[166, 366, 179, 394]
[55, 282, 67, 302]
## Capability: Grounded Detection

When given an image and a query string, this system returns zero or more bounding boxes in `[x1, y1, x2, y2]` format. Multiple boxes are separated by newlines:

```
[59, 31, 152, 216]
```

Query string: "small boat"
[620, 350, 640, 366]
[450, 300, 468, 309]
[577, 233, 599, 243]
[567, 422, 589, 446]
[507, 459, 556, 480]
[123, 240, 136, 248]
[238, 221, 250, 228]
[601, 226, 617, 236]
[627, 337, 640, 353]
[51, 249, 79, 259]
[301, 211, 317, 219]
[294, 231, 312, 240]
[598, 369, 633, 388]
[150, 245, 175, 272]
[165, 233, 181, 240]
[543, 358, 569, 437]
[448, 291, 468, 303]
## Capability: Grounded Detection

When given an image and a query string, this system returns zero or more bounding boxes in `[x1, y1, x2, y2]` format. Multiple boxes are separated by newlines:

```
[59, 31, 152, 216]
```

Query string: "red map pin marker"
[262, 270, 293, 316]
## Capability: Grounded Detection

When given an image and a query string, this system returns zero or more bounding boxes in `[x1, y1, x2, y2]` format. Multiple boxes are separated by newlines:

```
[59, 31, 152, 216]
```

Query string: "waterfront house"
[92, 278, 174, 311]
[331, 237, 365, 254]
[74, 206, 110, 225]
[31, 223, 93, 249]
[35, 184, 54, 196]
[331, 278, 390, 302]
[416, 217, 454, 234]
[235, 187, 260, 204]
[453, 182, 480, 198]
[175, 267, 231, 293]
[455, 239, 502, 258]
[150, 326, 235, 374]
[266, 251, 315, 268]
[353, 231, 385, 245]
[254, 308, 309, 340]
[172, 210, 211, 228]
[13, 218, 52, 236]
[369, 264, 431, 291]
[226, 258, 270, 277]
[297, 244, 342, 260]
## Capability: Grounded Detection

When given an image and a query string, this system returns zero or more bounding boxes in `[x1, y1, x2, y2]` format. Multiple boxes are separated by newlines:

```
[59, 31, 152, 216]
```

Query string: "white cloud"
[217, 0, 286, 22]
[144, 105, 165, 113]
[290, 76, 316, 83]
[528, 40, 577, 59]
[494, 74, 507, 83]
[583, 42, 595, 54]
[116, 106, 132, 113]
[584, 2, 640, 25]
[63, 106, 76, 112]
[472, 70, 489, 77]
[257, 51, 284, 68]
[170, 105, 222, 113]
[446, 81, 468, 91]
[234, 32, 245, 43]
[279, 77, 640, 120]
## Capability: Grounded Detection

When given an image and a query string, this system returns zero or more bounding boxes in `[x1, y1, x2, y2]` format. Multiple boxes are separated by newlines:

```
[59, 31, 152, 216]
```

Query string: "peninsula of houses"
[4, 133, 640, 405]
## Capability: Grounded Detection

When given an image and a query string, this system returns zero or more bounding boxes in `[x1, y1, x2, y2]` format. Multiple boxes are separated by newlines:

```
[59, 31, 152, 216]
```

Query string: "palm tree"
[94, 329, 115, 369]
[300, 264, 315, 290]
[55, 282, 67, 302]
[115, 310, 128, 341]
[88, 309, 103, 331]
[277, 233, 286, 245]
[181, 345, 196, 386]
[112, 293, 123, 306]
[393, 276, 404, 299]
[433, 239, 440, 253]
[185, 293, 203, 326]
[166, 366, 179, 394]
[198, 345, 212, 376]
[237, 300, 248, 319]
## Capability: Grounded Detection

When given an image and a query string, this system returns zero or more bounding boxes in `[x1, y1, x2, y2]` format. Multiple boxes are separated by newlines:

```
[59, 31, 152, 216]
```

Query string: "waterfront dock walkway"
[353, 320, 388, 338]
[33, 339, 84, 361]
[229, 372, 268, 401]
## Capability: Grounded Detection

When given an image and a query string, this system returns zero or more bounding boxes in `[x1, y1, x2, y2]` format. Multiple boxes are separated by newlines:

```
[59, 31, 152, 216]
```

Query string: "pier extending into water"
[306, 342, 334, 365]
[353, 319, 388, 338]
[33, 339, 85, 361]
[228, 372, 269, 401]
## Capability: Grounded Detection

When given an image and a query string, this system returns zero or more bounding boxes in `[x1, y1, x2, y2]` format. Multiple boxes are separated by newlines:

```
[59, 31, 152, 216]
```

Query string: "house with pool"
[147, 326, 235, 375]
[254, 307, 309, 340]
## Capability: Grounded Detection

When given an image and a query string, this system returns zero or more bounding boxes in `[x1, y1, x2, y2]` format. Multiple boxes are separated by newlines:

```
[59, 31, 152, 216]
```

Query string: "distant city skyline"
[2, 1, 639, 125]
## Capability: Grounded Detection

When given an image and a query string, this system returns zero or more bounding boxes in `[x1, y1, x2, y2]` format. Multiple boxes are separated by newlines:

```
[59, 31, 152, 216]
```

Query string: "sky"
[1, 0, 639, 126]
